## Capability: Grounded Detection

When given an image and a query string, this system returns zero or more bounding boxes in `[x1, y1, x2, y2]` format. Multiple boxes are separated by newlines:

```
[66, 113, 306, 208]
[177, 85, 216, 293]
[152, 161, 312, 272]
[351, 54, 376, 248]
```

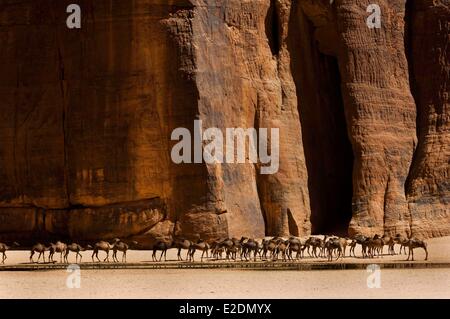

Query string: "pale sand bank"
[0, 268, 449, 299]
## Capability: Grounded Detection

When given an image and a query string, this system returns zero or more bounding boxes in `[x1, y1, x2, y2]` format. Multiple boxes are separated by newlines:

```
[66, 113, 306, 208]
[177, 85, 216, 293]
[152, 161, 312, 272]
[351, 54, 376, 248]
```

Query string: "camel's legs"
[424, 247, 428, 261]
[159, 250, 164, 262]
[30, 251, 35, 262]
[103, 251, 109, 262]
[2, 252, 5, 264]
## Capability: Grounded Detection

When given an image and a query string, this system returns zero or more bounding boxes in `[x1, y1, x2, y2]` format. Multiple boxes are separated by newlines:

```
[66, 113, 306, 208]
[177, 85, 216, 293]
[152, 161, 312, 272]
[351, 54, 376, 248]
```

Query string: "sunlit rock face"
[0, 0, 448, 246]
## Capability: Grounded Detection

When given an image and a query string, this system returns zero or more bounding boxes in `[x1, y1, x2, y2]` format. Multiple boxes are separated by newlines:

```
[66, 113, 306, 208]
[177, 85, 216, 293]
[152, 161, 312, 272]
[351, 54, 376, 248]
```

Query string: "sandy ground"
[0, 268, 448, 299]
[0, 236, 449, 298]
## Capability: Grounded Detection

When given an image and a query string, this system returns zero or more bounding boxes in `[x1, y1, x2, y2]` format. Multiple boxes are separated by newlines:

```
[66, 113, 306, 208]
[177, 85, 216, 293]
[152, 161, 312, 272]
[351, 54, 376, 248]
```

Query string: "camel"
[49, 241, 68, 263]
[273, 240, 290, 261]
[287, 237, 306, 260]
[92, 238, 120, 262]
[0, 242, 19, 264]
[305, 237, 322, 258]
[65, 243, 92, 263]
[112, 240, 138, 262]
[188, 240, 210, 262]
[152, 238, 173, 262]
[406, 238, 428, 261]
[367, 235, 384, 258]
[324, 237, 345, 261]
[221, 238, 243, 261]
[261, 238, 278, 260]
[394, 234, 409, 254]
[30, 243, 49, 263]
[173, 239, 192, 261]
[210, 239, 227, 260]
[381, 235, 395, 255]
[225, 244, 239, 260]
[349, 234, 367, 257]
[211, 238, 236, 260]
[241, 238, 258, 261]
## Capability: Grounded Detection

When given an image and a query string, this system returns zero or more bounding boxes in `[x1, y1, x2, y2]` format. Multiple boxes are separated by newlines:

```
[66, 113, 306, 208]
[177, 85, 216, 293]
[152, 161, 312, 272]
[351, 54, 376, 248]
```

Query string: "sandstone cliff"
[0, 0, 448, 245]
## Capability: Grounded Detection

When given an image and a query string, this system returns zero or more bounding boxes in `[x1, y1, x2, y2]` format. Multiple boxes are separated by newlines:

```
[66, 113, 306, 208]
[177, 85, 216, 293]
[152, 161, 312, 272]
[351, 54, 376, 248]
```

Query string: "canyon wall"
[0, 0, 448, 245]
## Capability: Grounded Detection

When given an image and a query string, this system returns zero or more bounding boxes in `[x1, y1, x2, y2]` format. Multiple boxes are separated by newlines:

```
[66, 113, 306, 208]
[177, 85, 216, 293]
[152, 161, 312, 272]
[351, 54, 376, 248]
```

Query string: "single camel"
[380, 235, 395, 255]
[112, 240, 138, 262]
[173, 239, 192, 261]
[287, 237, 306, 260]
[188, 240, 210, 262]
[262, 238, 278, 260]
[91, 238, 120, 262]
[273, 240, 290, 261]
[349, 235, 367, 257]
[324, 237, 345, 261]
[213, 238, 234, 260]
[227, 244, 241, 261]
[305, 237, 322, 258]
[241, 238, 258, 261]
[394, 234, 409, 254]
[406, 238, 428, 261]
[49, 241, 68, 263]
[367, 235, 384, 258]
[65, 243, 92, 263]
[152, 239, 173, 262]
[0, 242, 20, 264]
[30, 243, 49, 263]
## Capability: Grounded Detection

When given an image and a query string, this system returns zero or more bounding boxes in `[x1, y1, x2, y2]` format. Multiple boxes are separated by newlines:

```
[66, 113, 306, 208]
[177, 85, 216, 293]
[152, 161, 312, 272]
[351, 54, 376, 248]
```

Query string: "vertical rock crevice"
[404, 0, 450, 238]
[265, 0, 281, 56]
[288, 2, 353, 236]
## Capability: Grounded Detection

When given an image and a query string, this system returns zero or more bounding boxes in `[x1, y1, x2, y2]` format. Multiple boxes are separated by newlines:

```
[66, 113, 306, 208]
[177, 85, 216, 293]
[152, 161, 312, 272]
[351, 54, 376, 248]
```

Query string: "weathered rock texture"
[0, 0, 448, 245]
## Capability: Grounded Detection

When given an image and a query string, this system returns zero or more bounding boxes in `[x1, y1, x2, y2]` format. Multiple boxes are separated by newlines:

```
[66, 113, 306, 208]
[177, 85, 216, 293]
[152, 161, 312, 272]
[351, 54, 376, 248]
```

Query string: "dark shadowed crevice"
[265, 0, 280, 56]
[288, 5, 353, 236]
[287, 208, 299, 236]
[404, 0, 420, 197]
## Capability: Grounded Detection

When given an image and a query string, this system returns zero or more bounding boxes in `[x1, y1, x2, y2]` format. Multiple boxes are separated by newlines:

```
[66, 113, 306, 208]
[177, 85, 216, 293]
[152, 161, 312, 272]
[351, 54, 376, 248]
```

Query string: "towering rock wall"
[406, 0, 450, 238]
[0, 0, 448, 245]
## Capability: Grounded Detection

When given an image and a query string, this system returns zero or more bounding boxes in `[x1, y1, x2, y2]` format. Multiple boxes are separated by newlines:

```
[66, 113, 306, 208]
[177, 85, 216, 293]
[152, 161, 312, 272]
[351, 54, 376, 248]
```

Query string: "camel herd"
[0, 234, 428, 265]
